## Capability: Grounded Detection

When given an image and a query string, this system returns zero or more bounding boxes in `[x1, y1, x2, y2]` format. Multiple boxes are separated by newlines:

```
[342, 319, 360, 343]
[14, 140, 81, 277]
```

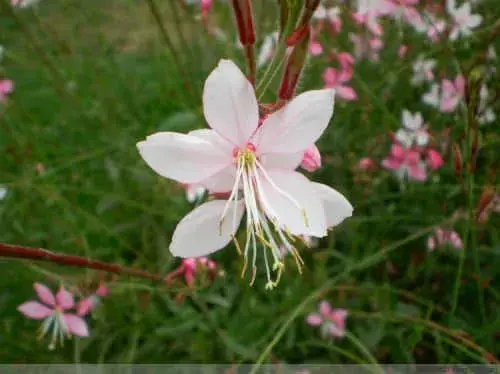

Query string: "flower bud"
[300, 144, 322, 172]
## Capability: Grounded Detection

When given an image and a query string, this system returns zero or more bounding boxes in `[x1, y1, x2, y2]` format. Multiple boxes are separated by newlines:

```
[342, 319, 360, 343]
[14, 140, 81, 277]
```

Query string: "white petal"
[253, 89, 335, 154]
[203, 59, 259, 147]
[200, 165, 237, 193]
[257, 170, 326, 237]
[137, 132, 230, 184]
[170, 200, 244, 258]
[312, 182, 353, 228]
[260, 151, 303, 170]
[188, 128, 234, 155]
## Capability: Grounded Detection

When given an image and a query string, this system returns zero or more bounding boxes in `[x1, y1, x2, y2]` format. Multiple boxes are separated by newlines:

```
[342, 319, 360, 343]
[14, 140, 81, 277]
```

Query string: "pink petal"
[427, 236, 436, 251]
[18, 301, 53, 320]
[391, 144, 405, 159]
[306, 313, 323, 326]
[337, 85, 357, 101]
[322, 68, 337, 88]
[56, 286, 74, 310]
[310, 41, 323, 56]
[63, 314, 89, 337]
[427, 149, 444, 170]
[382, 157, 402, 171]
[0, 80, 14, 94]
[95, 285, 108, 297]
[327, 322, 345, 338]
[34, 283, 56, 306]
[76, 298, 94, 316]
[455, 75, 466, 96]
[319, 301, 332, 316]
[408, 164, 427, 181]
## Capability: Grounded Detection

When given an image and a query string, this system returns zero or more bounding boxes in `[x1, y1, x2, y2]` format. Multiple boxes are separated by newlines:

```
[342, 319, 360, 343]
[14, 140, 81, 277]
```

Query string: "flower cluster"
[306, 301, 348, 339]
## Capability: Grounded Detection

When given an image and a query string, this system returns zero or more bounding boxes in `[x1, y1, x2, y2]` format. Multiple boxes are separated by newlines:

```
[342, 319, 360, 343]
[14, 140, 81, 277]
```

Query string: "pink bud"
[358, 157, 375, 170]
[398, 44, 408, 58]
[96, 285, 108, 297]
[300, 145, 322, 172]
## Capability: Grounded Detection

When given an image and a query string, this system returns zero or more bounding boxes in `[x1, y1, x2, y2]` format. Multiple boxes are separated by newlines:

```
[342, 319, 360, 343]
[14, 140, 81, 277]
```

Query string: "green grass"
[1, 0, 500, 365]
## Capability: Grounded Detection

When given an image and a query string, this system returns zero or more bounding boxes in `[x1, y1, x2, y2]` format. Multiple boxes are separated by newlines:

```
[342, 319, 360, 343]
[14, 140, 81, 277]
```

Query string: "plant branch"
[0, 243, 164, 282]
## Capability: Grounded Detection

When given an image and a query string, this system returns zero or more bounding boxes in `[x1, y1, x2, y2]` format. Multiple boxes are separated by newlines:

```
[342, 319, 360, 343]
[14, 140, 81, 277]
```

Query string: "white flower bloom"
[422, 83, 440, 108]
[137, 60, 353, 288]
[396, 110, 429, 148]
[446, 0, 482, 40]
[477, 85, 496, 125]
[411, 56, 436, 85]
[0, 186, 7, 200]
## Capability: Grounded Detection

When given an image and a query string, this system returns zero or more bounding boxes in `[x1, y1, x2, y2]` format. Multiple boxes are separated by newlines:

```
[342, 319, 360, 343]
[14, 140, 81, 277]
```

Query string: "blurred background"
[0, 0, 499, 365]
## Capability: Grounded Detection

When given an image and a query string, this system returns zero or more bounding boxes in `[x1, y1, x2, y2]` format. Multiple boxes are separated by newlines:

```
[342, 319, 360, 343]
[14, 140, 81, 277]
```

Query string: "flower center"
[219, 143, 307, 290]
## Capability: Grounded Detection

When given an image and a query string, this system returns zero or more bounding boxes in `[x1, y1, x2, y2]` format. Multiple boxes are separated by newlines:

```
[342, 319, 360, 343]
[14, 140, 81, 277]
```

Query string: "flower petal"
[199, 164, 237, 193]
[170, 199, 244, 258]
[56, 286, 74, 310]
[260, 151, 304, 171]
[306, 313, 323, 326]
[203, 59, 259, 147]
[137, 132, 230, 184]
[253, 89, 335, 154]
[311, 182, 353, 228]
[34, 283, 56, 306]
[257, 170, 326, 236]
[18, 301, 53, 320]
[319, 301, 332, 316]
[63, 314, 89, 337]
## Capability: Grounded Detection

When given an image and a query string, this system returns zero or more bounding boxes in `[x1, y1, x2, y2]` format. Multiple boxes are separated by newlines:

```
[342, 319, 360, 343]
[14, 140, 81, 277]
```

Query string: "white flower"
[477, 85, 496, 125]
[137, 60, 353, 288]
[422, 83, 440, 108]
[446, 0, 482, 40]
[395, 110, 429, 148]
[411, 56, 436, 85]
[0, 186, 7, 200]
[257, 31, 279, 68]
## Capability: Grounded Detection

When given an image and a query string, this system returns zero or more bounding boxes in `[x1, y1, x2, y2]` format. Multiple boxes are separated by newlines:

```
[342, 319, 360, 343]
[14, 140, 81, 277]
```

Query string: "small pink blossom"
[350, 33, 383, 62]
[398, 44, 408, 58]
[440, 75, 465, 112]
[323, 67, 357, 101]
[18, 283, 89, 349]
[313, 5, 342, 34]
[0, 79, 14, 102]
[76, 284, 109, 316]
[427, 228, 463, 251]
[447, 0, 482, 40]
[337, 52, 355, 70]
[382, 143, 427, 181]
[306, 301, 348, 339]
[309, 40, 323, 56]
[426, 148, 444, 170]
[300, 144, 322, 172]
[351, 12, 383, 36]
[383, 0, 424, 30]
[358, 157, 376, 170]
[174, 257, 222, 286]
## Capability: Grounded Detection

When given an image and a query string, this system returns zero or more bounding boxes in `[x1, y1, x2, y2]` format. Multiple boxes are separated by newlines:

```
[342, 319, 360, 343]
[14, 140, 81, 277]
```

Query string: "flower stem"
[0, 243, 164, 282]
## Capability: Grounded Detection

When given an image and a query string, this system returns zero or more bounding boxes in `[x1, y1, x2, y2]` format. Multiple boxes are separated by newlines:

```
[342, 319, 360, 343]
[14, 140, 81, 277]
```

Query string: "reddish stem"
[0, 242, 164, 282]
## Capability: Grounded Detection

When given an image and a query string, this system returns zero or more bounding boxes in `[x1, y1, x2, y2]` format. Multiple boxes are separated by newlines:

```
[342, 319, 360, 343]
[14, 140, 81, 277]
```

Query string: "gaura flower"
[306, 301, 348, 339]
[18, 283, 89, 349]
[0, 79, 14, 102]
[322, 67, 357, 101]
[440, 75, 465, 112]
[411, 56, 436, 85]
[382, 143, 427, 181]
[395, 110, 429, 148]
[75, 284, 108, 317]
[137, 60, 353, 289]
[446, 0, 482, 41]
[427, 228, 463, 251]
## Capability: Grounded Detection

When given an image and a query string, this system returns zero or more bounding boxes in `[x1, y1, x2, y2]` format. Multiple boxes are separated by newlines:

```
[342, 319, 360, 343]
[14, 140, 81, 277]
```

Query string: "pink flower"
[18, 283, 89, 349]
[427, 228, 463, 251]
[76, 284, 109, 316]
[300, 144, 322, 172]
[426, 148, 444, 170]
[306, 300, 348, 338]
[382, 143, 427, 181]
[0, 79, 14, 102]
[351, 12, 383, 36]
[309, 40, 323, 56]
[337, 52, 355, 70]
[358, 157, 376, 170]
[180, 257, 221, 286]
[322, 67, 357, 101]
[440, 75, 465, 112]
[383, 0, 424, 30]
[447, 0, 482, 40]
[313, 5, 342, 34]
[398, 44, 408, 58]
[350, 33, 383, 62]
